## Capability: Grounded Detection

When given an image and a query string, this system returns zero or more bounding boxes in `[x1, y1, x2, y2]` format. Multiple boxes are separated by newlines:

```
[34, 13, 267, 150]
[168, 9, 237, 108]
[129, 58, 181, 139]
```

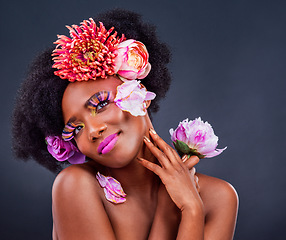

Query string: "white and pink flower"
[169, 118, 227, 159]
[115, 40, 151, 80]
[114, 80, 156, 117]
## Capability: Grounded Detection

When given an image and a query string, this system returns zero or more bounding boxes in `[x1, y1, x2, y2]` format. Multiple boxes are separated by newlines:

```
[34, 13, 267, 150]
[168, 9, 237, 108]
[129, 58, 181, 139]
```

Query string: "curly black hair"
[12, 9, 171, 173]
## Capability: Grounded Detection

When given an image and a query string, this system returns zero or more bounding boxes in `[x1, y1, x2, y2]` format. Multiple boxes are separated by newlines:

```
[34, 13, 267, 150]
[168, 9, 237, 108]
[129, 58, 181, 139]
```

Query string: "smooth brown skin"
[52, 76, 238, 240]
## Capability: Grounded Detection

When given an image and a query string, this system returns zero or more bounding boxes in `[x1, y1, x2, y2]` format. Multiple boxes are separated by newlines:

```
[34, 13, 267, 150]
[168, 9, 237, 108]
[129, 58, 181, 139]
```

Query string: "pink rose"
[45, 136, 85, 164]
[169, 118, 227, 159]
[114, 80, 156, 116]
[114, 39, 151, 80]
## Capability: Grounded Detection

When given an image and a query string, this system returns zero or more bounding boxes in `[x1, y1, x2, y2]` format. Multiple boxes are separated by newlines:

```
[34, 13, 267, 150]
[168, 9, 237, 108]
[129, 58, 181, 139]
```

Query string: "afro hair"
[12, 9, 171, 173]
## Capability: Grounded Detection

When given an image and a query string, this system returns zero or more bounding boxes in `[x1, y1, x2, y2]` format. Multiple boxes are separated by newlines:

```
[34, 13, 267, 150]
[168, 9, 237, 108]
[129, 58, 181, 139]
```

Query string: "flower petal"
[67, 151, 86, 164]
[103, 188, 126, 203]
[96, 172, 126, 204]
[114, 80, 156, 116]
[137, 62, 151, 79]
[204, 147, 227, 158]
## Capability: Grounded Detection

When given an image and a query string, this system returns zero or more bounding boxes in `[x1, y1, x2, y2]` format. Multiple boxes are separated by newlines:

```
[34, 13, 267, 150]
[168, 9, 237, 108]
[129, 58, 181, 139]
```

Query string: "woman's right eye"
[62, 122, 85, 141]
[74, 125, 84, 135]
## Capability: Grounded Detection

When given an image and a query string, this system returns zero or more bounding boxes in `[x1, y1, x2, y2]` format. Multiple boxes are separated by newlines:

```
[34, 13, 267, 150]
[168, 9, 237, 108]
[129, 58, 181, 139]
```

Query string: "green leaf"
[174, 140, 191, 154]
[173, 140, 205, 159]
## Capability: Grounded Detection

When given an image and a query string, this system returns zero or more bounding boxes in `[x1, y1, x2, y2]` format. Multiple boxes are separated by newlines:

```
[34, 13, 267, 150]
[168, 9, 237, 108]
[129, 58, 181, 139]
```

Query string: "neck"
[108, 114, 159, 197]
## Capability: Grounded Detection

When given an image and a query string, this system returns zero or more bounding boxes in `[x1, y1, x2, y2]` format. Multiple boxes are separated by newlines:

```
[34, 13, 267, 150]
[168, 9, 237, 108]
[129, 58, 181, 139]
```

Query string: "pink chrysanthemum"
[52, 18, 125, 82]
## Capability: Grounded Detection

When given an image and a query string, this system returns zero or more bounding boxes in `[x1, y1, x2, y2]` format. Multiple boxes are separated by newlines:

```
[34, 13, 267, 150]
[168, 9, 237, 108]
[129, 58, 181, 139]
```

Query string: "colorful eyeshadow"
[62, 122, 85, 141]
[87, 91, 111, 116]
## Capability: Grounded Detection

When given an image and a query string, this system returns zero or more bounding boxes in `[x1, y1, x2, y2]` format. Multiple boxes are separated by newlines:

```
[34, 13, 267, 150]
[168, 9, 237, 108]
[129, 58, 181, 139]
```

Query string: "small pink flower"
[96, 172, 126, 204]
[114, 40, 151, 80]
[114, 80, 156, 116]
[45, 136, 85, 164]
[169, 118, 227, 159]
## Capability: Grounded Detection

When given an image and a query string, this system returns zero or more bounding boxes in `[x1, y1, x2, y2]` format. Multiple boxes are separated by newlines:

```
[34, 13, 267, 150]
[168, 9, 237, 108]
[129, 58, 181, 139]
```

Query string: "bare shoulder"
[53, 163, 99, 196]
[196, 173, 238, 209]
[52, 163, 102, 219]
[52, 164, 116, 240]
[196, 173, 238, 239]
[52, 163, 103, 219]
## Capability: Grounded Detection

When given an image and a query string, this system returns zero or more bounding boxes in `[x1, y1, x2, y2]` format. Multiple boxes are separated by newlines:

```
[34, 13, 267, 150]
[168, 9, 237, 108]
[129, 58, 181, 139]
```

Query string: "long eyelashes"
[62, 122, 85, 141]
[87, 91, 111, 116]
[62, 91, 111, 141]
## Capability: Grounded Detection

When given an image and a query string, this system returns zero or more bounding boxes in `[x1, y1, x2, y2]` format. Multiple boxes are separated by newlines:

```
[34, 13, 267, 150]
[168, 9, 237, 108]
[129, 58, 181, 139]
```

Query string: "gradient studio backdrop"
[1, 0, 285, 239]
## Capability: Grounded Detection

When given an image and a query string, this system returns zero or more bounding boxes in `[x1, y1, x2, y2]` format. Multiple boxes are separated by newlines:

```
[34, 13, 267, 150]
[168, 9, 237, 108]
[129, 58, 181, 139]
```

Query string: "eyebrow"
[85, 91, 102, 107]
[85, 91, 112, 107]
[65, 116, 76, 125]
[65, 91, 112, 124]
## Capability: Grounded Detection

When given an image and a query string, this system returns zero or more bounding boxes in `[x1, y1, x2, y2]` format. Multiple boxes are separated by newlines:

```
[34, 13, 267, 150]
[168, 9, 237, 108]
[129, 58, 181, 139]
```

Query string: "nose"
[89, 123, 107, 141]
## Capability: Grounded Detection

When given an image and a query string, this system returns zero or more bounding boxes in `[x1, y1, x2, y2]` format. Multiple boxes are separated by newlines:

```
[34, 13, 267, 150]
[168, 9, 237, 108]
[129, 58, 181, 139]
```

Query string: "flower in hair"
[115, 40, 151, 80]
[45, 136, 85, 164]
[169, 118, 227, 159]
[52, 18, 125, 82]
[52, 18, 152, 82]
[96, 172, 126, 204]
[114, 80, 156, 116]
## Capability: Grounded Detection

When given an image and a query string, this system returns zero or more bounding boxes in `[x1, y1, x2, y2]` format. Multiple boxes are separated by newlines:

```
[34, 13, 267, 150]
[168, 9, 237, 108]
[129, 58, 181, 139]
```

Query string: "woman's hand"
[138, 129, 203, 213]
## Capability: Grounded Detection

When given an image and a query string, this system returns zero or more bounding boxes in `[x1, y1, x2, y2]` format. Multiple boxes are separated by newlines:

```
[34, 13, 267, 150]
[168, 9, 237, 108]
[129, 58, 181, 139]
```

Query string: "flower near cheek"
[96, 172, 126, 204]
[114, 80, 156, 116]
[169, 118, 227, 159]
[114, 39, 151, 80]
[45, 136, 85, 164]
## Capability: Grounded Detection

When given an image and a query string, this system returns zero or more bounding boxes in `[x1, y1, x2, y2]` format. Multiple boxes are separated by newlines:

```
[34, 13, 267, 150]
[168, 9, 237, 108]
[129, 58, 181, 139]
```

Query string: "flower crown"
[52, 18, 151, 82]
[46, 18, 156, 167]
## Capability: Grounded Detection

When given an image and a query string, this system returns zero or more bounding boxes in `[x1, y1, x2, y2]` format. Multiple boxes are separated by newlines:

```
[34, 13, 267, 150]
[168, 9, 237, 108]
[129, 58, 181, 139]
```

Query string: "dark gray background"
[1, 0, 285, 239]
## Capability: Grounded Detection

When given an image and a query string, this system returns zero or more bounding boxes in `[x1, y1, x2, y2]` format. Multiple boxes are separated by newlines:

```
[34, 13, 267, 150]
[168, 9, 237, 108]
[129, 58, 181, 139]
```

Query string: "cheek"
[120, 113, 147, 149]
[73, 104, 126, 154]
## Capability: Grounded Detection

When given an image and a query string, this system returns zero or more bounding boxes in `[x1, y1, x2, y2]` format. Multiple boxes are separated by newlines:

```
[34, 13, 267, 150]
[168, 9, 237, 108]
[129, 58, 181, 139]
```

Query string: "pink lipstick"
[97, 133, 119, 155]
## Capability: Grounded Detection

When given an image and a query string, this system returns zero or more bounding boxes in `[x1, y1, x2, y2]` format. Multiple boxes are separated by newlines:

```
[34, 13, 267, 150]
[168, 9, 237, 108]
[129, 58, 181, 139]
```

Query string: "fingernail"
[149, 128, 156, 135]
[137, 157, 143, 161]
[182, 155, 188, 162]
[144, 136, 151, 142]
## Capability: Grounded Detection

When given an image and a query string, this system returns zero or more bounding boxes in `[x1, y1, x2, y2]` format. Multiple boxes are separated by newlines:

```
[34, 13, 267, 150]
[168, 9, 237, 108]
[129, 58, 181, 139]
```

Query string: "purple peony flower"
[45, 136, 85, 164]
[96, 172, 126, 204]
[169, 117, 227, 159]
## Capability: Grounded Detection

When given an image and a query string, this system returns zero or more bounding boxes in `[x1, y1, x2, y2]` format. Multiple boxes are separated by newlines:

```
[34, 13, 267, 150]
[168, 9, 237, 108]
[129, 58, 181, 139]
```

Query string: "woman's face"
[61, 76, 149, 168]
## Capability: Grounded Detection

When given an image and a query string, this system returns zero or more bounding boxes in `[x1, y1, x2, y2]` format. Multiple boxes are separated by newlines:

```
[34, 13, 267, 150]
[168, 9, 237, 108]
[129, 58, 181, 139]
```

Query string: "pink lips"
[97, 133, 119, 155]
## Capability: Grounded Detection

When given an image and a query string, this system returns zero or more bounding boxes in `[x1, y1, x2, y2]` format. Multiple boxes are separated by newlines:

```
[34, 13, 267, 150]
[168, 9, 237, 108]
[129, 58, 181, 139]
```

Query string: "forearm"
[176, 206, 205, 240]
[148, 199, 204, 240]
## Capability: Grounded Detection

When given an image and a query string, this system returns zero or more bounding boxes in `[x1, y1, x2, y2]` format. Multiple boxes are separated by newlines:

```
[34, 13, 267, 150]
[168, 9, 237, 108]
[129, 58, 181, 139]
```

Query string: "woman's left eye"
[87, 91, 112, 114]
[62, 122, 85, 141]
[96, 100, 109, 111]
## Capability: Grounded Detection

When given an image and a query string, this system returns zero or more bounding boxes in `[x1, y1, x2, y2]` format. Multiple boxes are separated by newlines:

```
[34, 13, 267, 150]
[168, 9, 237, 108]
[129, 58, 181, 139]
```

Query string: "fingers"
[190, 166, 196, 175]
[194, 174, 200, 193]
[137, 157, 163, 176]
[147, 129, 182, 168]
[184, 155, 200, 192]
[143, 136, 172, 169]
[183, 155, 200, 170]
